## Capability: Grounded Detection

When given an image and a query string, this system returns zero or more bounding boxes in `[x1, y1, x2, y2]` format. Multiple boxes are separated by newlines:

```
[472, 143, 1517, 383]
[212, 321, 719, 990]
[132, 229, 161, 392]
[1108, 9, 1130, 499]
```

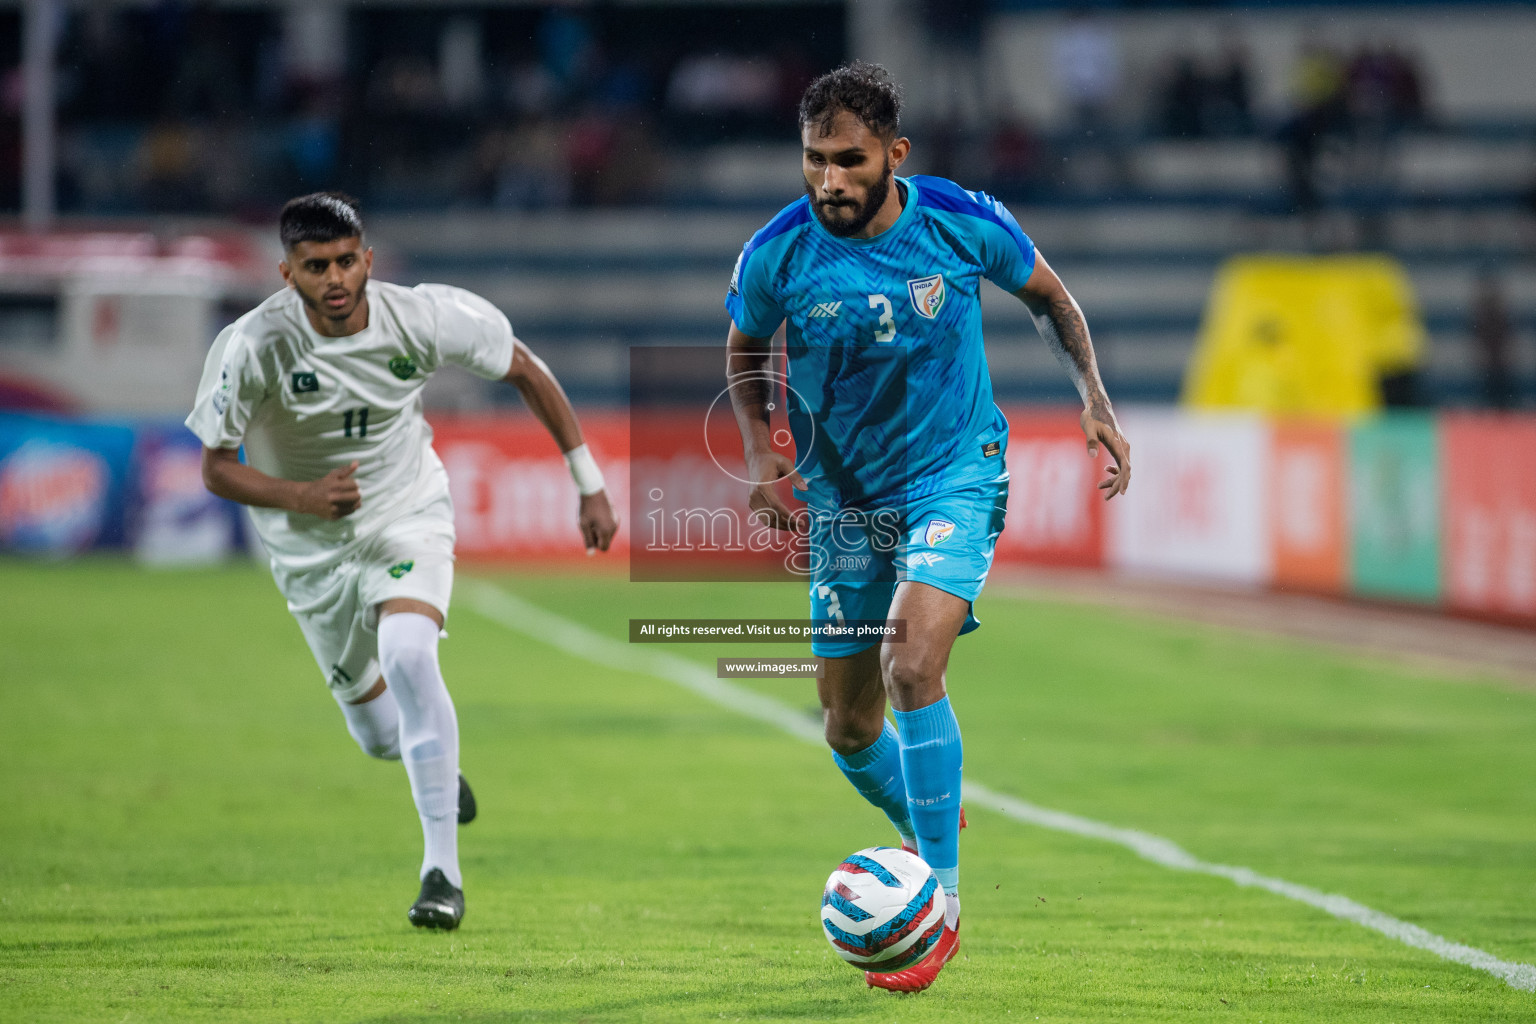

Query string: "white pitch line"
[463, 579, 1536, 993]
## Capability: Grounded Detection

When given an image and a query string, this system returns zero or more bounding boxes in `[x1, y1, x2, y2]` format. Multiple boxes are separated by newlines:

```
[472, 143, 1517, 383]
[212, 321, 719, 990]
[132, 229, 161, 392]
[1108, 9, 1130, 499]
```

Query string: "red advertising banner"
[429, 406, 1110, 571]
[994, 406, 1107, 567]
[428, 412, 630, 561]
[1442, 414, 1536, 624]
[1270, 419, 1347, 594]
[627, 407, 806, 581]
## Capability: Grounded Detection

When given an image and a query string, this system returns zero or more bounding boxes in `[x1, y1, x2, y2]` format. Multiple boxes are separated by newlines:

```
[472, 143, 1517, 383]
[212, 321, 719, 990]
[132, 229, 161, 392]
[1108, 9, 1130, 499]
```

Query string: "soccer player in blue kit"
[725, 63, 1131, 992]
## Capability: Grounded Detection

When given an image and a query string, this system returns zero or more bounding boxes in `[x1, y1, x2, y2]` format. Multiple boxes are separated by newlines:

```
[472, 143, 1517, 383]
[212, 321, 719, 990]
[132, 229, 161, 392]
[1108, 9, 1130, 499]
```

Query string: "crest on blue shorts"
[907, 274, 946, 319]
[924, 519, 955, 547]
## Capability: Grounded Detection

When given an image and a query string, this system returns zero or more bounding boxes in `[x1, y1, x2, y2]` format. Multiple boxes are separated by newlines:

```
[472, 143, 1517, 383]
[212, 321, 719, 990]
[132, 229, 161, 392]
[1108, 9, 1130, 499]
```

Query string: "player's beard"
[301, 276, 368, 324]
[808, 158, 892, 238]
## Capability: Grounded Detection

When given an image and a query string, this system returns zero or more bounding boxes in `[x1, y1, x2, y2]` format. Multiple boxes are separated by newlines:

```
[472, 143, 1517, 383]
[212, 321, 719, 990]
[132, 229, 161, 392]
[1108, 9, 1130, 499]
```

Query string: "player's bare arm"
[1014, 255, 1132, 499]
[502, 340, 619, 553]
[726, 323, 806, 533]
[201, 445, 361, 520]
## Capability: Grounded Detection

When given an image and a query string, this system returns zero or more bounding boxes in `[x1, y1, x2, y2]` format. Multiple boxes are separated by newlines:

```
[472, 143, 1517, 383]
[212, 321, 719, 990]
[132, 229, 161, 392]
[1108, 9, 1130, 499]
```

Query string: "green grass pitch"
[3, 558, 1534, 1022]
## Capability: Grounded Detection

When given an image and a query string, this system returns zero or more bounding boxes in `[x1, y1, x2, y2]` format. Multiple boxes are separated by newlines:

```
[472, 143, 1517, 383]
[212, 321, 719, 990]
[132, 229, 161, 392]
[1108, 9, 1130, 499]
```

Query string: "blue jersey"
[725, 175, 1036, 510]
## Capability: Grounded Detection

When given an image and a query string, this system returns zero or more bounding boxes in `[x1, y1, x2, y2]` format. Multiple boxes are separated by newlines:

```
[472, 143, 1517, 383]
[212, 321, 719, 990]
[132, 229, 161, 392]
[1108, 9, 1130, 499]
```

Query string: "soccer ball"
[820, 846, 946, 971]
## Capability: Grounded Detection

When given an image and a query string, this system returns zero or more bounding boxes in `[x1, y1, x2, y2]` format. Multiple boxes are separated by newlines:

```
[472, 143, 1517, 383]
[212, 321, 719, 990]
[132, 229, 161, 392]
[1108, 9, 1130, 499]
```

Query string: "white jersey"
[186, 280, 515, 572]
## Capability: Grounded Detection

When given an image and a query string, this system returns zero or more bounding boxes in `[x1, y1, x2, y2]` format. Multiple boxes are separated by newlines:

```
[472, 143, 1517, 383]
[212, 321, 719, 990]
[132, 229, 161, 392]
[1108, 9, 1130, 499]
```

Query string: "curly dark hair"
[798, 60, 902, 140]
[279, 192, 363, 251]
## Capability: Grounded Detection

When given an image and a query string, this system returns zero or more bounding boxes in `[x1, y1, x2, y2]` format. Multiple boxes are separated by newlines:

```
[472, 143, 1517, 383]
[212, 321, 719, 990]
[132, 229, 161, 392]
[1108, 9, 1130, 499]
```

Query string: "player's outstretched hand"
[298, 461, 362, 519]
[746, 451, 808, 533]
[579, 491, 619, 555]
[1081, 406, 1131, 500]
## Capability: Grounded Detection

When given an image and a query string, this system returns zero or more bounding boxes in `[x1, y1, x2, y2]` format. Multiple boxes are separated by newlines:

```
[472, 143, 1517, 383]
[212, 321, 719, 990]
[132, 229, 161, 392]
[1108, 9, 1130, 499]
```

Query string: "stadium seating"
[377, 189, 1536, 410]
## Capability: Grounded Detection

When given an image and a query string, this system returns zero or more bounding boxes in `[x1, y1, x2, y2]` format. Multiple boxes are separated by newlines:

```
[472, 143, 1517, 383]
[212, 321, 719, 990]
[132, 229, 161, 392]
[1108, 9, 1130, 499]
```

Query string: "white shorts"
[272, 496, 456, 703]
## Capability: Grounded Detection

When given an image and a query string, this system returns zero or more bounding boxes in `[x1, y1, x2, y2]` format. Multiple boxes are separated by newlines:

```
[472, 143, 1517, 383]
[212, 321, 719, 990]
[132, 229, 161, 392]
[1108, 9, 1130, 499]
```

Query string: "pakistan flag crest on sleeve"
[388, 356, 417, 380]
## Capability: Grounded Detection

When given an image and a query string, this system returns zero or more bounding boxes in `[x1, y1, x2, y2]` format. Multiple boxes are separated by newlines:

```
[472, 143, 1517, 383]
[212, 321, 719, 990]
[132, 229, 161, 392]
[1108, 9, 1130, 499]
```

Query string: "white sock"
[944, 892, 961, 930]
[377, 612, 461, 889]
[336, 686, 401, 760]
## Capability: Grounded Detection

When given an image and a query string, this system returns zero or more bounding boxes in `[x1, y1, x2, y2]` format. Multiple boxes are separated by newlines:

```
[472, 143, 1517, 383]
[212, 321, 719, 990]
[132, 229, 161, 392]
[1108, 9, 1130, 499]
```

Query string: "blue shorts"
[807, 476, 1009, 658]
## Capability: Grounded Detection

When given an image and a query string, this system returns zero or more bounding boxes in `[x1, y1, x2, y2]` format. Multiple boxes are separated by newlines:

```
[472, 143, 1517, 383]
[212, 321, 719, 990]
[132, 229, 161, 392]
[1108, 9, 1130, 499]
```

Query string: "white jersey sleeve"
[415, 284, 517, 381]
[186, 322, 268, 450]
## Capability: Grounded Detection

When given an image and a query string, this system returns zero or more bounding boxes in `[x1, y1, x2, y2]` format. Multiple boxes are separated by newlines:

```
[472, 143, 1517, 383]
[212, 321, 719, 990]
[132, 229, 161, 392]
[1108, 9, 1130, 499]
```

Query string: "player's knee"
[824, 710, 883, 756]
[378, 612, 442, 680]
[342, 714, 401, 760]
[881, 648, 943, 704]
[366, 739, 400, 760]
[337, 686, 402, 760]
[379, 639, 439, 690]
[354, 729, 401, 761]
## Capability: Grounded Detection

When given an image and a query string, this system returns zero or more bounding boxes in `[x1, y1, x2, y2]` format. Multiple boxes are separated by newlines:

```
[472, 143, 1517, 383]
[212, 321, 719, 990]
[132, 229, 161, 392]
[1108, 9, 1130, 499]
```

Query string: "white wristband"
[564, 444, 606, 496]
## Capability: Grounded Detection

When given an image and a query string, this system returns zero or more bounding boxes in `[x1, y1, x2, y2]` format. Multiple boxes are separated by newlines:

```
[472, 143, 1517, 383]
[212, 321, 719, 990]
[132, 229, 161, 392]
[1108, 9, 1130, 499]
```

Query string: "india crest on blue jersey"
[924, 519, 956, 546]
[907, 274, 947, 320]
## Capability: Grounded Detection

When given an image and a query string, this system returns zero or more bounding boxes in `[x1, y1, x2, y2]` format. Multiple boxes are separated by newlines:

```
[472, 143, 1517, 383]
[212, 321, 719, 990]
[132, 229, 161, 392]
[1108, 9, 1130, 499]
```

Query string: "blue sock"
[831, 720, 917, 847]
[894, 696, 962, 896]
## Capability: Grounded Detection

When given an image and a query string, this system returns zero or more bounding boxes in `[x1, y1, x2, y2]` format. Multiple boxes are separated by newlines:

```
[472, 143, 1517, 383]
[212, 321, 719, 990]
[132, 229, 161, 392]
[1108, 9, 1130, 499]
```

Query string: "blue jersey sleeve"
[911, 176, 1037, 293]
[970, 192, 1037, 292]
[724, 242, 783, 338]
[725, 199, 811, 338]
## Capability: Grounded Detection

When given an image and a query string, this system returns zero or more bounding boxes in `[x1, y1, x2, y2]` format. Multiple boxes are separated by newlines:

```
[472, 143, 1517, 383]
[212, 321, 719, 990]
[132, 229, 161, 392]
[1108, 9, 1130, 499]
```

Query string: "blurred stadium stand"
[381, 204, 1536, 411]
[0, 0, 1531, 411]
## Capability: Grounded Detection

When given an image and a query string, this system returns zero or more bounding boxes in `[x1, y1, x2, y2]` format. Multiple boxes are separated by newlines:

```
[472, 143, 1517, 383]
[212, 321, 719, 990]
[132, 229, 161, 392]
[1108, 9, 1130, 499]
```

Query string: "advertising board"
[429, 412, 629, 561]
[995, 407, 1107, 568]
[131, 424, 245, 565]
[1349, 414, 1441, 603]
[1270, 419, 1348, 594]
[1442, 414, 1536, 623]
[1105, 408, 1271, 584]
[0, 413, 134, 555]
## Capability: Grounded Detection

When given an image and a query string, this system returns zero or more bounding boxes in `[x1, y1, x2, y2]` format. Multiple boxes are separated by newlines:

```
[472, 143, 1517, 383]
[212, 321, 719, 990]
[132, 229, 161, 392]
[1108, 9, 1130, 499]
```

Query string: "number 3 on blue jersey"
[817, 584, 846, 624]
[868, 294, 896, 344]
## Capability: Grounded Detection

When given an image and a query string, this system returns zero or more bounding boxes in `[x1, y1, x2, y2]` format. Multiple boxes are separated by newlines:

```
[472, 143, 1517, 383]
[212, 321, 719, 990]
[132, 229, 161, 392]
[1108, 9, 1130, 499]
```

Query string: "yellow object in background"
[1182, 255, 1426, 415]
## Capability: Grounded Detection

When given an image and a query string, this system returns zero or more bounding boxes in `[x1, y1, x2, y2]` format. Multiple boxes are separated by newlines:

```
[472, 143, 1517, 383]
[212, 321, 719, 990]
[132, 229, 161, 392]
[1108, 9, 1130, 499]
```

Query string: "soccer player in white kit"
[186, 193, 619, 930]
